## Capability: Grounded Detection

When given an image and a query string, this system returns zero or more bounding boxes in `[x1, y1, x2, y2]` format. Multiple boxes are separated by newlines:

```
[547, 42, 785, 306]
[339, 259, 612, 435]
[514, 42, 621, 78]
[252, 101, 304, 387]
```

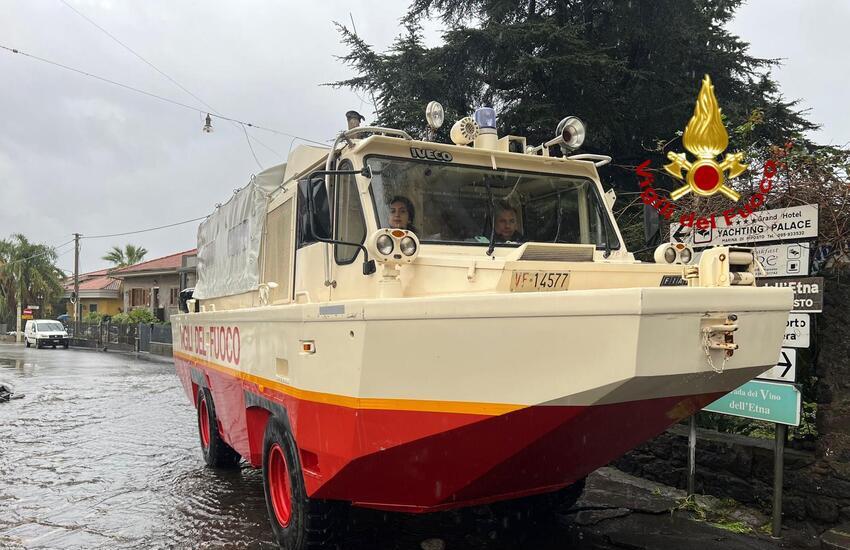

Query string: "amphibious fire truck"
[172, 104, 792, 548]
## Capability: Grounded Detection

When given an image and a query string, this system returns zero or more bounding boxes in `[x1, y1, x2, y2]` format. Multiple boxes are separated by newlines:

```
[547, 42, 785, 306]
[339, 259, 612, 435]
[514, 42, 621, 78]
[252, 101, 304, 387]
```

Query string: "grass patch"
[710, 520, 752, 534]
[674, 495, 755, 535]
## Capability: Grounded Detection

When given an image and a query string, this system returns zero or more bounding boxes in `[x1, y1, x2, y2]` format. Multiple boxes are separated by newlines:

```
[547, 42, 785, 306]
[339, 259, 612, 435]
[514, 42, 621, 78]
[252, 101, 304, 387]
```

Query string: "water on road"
[0, 343, 582, 549]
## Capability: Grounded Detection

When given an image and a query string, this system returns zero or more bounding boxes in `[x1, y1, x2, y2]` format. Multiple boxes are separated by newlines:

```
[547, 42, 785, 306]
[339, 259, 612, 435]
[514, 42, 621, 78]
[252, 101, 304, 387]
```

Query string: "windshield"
[367, 156, 619, 248]
[37, 321, 65, 332]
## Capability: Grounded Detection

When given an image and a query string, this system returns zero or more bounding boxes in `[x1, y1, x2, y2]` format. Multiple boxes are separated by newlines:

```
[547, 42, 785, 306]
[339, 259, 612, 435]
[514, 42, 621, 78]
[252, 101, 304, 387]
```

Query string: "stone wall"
[615, 425, 850, 525]
[815, 279, 850, 470]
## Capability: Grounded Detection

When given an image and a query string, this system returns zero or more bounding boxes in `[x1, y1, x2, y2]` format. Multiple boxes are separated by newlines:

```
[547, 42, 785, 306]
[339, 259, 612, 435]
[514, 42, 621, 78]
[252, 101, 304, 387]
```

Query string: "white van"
[24, 320, 70, 349]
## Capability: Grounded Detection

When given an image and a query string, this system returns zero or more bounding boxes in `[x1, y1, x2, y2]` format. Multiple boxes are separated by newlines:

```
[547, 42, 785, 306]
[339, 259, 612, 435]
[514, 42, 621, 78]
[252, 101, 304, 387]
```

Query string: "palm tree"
[102, 244, 148, 267]
[0, 234, 65, 328]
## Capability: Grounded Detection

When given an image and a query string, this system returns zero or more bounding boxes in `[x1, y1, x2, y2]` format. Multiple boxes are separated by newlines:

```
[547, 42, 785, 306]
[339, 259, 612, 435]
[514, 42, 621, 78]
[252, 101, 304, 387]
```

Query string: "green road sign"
[703, 379, 801, 426]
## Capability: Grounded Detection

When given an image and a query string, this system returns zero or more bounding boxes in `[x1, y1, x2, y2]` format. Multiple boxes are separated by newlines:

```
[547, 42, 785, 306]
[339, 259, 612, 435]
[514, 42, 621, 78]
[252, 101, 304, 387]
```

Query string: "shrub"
[127, 308, 158, 324]
[109, 309, 159, 325]
[82, 311, 104, 324]
[111, 312, 129, 324]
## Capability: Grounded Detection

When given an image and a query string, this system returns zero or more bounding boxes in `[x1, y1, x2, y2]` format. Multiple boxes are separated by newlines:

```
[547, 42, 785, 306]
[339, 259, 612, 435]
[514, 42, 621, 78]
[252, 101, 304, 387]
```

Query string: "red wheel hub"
[693, 164, 720, 191]
[268, 443, 293, 527]
[199, 398, 210, 449]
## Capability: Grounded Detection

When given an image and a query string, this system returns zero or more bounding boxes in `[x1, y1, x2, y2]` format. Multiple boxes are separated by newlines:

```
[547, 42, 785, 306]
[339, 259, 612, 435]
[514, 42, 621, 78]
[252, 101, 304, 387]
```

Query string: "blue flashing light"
[473, 107, 497, 130]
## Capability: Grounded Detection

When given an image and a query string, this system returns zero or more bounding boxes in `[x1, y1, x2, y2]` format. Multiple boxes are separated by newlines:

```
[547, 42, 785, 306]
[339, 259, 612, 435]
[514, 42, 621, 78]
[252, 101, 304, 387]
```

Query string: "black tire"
[196, 387, 240, 468]
[262, 415, 347, 550]
[52, 344, 56, 349]
[495, 476, 587, 531]
[25, 339, 30, 348]
[63, 342, 69, 349]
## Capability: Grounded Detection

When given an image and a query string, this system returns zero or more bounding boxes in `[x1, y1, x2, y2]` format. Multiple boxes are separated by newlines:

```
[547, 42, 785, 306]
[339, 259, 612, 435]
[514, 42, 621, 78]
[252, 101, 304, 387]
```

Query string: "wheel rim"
[198, 397, 211, 449]
[268, 443, 293, 527]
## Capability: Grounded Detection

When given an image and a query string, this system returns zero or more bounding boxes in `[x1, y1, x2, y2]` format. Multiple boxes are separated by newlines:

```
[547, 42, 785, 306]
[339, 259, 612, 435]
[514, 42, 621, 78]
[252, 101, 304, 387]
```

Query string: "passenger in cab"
[388, 196, 418, 232]
[494, 204, 524, 243]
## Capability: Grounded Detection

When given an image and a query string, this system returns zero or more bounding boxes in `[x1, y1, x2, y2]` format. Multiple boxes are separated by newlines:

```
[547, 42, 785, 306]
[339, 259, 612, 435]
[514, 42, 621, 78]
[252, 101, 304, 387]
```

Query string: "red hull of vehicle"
[176, 354, 722, 513]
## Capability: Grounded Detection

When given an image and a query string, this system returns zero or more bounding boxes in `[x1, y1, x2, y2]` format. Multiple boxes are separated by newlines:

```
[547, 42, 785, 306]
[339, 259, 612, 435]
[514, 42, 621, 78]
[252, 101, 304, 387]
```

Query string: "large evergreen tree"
[332, 0, 817, 192]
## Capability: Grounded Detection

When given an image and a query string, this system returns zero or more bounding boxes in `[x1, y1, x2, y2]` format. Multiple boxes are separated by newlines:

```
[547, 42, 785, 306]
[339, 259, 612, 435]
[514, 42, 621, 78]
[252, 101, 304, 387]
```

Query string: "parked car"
[24, 320, 69, 349]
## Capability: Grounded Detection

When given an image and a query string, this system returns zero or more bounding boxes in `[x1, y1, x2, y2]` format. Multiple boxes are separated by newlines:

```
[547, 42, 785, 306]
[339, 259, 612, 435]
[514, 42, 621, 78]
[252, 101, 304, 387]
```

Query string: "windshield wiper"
[594, 199, 613, 258]
[483, 178, 497, 256]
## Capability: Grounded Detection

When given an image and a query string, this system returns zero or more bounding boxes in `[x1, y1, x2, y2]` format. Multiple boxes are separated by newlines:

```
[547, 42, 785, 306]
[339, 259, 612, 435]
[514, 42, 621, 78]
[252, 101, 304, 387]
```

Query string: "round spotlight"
[679, 247, 693, 264]
[556, 116, 586, 149]
[377, 234, 394, 255]
[425, 101, 444, 130]
[400, 236, 417, 256]
[664, 246, 677, 263]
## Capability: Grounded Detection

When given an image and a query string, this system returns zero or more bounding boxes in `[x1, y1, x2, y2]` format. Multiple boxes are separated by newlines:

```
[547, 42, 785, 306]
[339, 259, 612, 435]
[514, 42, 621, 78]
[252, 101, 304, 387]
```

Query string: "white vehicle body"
[170, 116, 792, 547]
[24, 320, 70, 349]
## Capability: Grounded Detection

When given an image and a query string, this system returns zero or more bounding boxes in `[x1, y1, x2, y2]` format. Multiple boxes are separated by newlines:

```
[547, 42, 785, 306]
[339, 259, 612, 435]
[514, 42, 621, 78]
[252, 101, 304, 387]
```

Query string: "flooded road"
[0, 343, 583, 549]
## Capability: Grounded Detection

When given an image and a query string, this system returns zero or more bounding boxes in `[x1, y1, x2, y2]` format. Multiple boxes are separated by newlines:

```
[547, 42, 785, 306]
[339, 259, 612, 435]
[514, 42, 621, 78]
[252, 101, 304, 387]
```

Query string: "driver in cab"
[494, 204, 524, 243]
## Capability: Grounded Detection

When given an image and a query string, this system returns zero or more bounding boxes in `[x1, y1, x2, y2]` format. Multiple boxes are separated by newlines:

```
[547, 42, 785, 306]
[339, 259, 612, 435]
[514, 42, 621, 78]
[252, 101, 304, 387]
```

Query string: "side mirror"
[643, 204, 661, 248]
[298, 177, 332, 239]
[178, 287, 195, 313]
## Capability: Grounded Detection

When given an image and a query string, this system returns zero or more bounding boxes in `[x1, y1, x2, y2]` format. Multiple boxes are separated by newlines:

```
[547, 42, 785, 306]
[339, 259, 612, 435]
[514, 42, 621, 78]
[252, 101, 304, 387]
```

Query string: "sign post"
[773, 424, 787, 538]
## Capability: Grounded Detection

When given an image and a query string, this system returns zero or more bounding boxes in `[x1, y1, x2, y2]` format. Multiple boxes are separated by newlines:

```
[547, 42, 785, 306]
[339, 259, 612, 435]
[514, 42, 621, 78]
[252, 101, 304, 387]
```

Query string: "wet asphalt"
[0, 342, 585, 550]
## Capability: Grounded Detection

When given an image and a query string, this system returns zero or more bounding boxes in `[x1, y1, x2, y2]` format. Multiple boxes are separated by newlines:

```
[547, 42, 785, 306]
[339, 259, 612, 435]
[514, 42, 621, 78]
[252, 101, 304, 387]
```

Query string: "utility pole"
[73, 233, 81, 329]
[15, 283, 21, 343]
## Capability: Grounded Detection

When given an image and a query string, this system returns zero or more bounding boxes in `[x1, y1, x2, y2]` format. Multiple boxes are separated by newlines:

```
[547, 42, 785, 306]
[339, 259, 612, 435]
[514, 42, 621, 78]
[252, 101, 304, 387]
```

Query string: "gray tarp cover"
[193, 163, 286, 299]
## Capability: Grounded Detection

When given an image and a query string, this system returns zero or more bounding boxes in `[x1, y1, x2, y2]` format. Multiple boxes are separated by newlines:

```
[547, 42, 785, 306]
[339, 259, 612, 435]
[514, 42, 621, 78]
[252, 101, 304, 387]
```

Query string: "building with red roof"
[110, 249, 197, 321]
[63, 269, 123, 319]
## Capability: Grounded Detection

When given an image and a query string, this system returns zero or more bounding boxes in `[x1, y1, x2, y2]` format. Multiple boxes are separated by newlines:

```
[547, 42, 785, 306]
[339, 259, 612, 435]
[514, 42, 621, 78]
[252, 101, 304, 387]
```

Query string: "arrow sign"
[758, 348, 797, 383]
[672, 224, 690, 243]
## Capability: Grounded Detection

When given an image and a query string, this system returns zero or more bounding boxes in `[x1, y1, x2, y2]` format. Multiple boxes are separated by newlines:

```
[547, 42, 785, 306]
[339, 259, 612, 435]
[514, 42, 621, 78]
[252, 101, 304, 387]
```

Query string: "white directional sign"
[671, 204, 819, 248]
[754, 243, 810, 277]
[758, 348, 797, 383]
[783, 313, 810, 348]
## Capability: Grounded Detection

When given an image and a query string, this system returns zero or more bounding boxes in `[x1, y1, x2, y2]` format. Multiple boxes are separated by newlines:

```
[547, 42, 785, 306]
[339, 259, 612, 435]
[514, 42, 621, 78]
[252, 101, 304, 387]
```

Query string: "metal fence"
[64, 322, 172, 352]
[66, 322, 140, 351]
[151, 324, 172, 345]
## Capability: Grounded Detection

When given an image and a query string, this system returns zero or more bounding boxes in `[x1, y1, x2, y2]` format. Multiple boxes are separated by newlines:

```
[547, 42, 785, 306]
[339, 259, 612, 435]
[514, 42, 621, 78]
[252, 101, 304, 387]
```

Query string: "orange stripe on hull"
[173, 350, 524, 416]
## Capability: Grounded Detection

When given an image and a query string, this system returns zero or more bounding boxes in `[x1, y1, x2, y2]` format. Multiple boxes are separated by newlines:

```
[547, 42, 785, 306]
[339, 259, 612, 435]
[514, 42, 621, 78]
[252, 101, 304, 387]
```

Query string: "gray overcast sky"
[2, 0, 848, 275]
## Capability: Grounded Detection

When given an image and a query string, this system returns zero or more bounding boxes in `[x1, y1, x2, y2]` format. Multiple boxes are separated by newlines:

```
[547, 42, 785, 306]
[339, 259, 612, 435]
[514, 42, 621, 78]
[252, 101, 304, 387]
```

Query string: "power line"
[82, 215, 208, 240]
[0, 43, 328, 147]
[58, 0, 285, 164]
[241, 123, 263, 169]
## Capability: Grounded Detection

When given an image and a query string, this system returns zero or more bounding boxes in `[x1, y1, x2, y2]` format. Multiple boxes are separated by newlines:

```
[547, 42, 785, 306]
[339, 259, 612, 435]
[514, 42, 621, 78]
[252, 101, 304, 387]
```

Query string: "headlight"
[679, 247, 693, 264]
[377, 234, 394, 255]
[664, 246, 677, 263]
[400, 236, 417, 256]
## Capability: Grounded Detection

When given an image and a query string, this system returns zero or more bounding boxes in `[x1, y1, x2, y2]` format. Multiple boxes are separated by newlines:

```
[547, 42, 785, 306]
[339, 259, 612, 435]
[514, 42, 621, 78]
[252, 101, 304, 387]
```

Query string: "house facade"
[63, 269, 123, 319]
[110, 249, 197, 322]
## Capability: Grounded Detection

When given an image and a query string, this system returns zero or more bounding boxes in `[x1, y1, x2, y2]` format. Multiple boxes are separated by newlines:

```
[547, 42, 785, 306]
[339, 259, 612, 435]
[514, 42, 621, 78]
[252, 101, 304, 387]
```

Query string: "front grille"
[518, 244, 595, 262]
